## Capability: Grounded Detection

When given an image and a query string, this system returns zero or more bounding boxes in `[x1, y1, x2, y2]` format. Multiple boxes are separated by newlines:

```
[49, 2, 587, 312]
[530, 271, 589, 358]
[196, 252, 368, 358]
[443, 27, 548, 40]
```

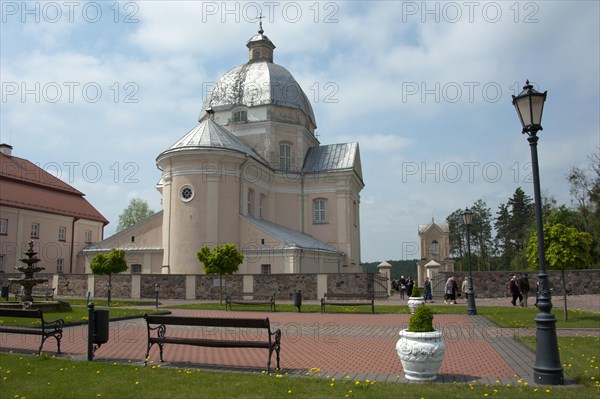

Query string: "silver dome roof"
[200, 61, 316, 127]
[157, 119, 261, 161]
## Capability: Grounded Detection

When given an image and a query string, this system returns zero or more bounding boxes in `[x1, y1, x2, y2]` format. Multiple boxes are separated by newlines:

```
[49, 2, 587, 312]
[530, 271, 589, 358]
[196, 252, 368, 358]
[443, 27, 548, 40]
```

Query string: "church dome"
[199, 30, 316, 128]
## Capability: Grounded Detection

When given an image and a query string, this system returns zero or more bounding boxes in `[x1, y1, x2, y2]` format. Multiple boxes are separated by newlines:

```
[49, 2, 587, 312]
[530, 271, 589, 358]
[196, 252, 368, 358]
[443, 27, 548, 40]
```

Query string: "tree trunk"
[219, 274, 223, 305]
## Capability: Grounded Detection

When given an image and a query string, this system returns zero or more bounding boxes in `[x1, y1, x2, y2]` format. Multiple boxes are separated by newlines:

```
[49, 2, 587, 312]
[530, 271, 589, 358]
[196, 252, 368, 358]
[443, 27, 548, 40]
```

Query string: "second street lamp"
[461, 208, 477, 315]
[512, 80, 563, 385]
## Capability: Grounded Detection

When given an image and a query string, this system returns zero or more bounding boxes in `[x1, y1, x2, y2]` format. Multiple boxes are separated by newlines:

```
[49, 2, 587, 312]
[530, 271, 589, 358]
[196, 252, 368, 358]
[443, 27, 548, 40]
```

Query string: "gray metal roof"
[242, 215, 340, 253]
[157, 119, 261, 160]
[200, 61, 316, 127]
[302, 142, 358, 173]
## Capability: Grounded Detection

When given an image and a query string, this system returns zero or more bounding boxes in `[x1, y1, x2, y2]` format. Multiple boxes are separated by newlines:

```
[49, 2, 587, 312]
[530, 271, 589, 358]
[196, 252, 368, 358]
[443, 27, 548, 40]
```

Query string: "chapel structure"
[416, 218, 454, 285]
[84, 27, 364, 275]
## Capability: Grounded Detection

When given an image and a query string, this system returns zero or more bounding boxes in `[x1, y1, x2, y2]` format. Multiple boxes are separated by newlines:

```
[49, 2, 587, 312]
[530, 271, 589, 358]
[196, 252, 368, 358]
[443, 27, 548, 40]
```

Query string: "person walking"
[399, 276, 406, 299]
[509, 275, 523, 306]
[423, 277, 433, 302]
[445, 276, 458, 304]
[461, 277, 469, 302]
[406, 277, 414, 297]
[519, 273, 530, 307]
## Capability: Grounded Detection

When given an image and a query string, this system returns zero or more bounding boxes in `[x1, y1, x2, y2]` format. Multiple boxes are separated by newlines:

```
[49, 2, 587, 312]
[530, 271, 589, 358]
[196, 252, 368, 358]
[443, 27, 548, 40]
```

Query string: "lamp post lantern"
[512, 80, 563, 385]
[461, 208, 477, 315]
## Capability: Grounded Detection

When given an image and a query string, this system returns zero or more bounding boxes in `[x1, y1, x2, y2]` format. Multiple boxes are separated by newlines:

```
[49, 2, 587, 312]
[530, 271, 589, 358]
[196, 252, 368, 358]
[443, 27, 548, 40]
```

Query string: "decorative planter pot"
[396, 329, 445, 381]
[407, 296, 425, 314]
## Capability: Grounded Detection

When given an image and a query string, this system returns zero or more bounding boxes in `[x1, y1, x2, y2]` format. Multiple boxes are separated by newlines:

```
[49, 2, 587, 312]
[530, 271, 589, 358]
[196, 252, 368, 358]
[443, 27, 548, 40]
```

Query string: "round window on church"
[180, 185, 194, 202]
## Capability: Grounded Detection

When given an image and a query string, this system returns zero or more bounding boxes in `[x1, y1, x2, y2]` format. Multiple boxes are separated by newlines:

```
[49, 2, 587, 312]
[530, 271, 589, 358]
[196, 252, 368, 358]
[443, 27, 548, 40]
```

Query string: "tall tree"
[470, 199, 494, 271]
[494, 188, 535, 270]
[526, 223, 592, 320]
[116, 198, 155, 232]
[567, 151, 600, 265]
[89, 249, 128, 307]
[197, 244, 244, 304]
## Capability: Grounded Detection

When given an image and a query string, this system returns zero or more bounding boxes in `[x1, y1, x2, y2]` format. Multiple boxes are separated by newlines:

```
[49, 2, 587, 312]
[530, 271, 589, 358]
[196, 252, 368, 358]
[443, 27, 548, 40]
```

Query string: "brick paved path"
[2, 305, 598, 385]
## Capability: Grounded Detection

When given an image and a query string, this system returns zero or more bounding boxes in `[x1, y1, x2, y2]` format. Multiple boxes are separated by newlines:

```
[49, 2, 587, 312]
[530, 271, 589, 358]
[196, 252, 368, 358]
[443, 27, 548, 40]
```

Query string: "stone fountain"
[9, 241, 48, 303]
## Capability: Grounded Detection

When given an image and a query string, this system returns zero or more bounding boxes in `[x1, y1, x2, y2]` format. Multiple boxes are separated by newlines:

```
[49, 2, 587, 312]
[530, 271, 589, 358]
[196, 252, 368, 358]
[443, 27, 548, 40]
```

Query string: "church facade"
[83, 29, 364, 275]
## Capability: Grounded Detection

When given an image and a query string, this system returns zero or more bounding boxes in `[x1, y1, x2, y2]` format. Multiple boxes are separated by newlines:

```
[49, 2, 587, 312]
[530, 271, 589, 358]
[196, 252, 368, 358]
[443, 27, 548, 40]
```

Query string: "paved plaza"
[1, 295, 598, 386]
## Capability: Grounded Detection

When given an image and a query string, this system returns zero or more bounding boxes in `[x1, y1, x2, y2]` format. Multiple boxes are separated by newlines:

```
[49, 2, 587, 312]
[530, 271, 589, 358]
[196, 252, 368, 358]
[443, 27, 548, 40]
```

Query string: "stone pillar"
[186, 275, 196, 300]
[317, 274, 328, 300]
[131, 274, 141, 299]
[377, 261, 392, 296]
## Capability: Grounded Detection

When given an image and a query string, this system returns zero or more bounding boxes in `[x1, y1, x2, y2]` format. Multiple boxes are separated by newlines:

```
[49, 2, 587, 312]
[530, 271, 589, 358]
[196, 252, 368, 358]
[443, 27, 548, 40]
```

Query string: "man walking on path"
[519, 273, 530, 307]
[509, 275, 523, 306]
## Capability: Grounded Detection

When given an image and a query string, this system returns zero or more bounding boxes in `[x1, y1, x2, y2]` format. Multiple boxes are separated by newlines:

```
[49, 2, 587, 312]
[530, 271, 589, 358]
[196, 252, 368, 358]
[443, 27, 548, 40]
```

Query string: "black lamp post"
[461, 208, 477, 315]
[154, 283, 160, 309]
[512, 80, 563, 385]
[106, 283, 112, 307]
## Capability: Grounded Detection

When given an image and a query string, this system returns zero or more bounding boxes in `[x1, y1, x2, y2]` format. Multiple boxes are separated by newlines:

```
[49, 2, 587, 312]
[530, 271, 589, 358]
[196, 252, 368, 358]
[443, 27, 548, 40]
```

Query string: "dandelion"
[545, 389, 551, 393]
[135, 381, 139, 385]
[288, 390, 292, 394]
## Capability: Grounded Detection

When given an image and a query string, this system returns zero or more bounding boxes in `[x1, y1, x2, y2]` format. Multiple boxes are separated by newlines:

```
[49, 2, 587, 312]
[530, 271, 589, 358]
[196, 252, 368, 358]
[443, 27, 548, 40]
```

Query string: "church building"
[83, 28, 364, 275]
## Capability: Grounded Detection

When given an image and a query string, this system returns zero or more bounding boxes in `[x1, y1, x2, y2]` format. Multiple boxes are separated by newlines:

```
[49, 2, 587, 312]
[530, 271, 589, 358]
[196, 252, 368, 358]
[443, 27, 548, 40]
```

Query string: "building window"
[56, 258, 64, 273]
[58, 227, 66, 241]
[233, 110, 247, 122]
[313, 199, 327, 224]
[259, 194, 266, 219]
[431, 240, 439, 255]
[247, 189, 255, 216]
[253, 49, 261, 60]
[31, 223, 40, 238]
[131, 264, 142, 274]
[261, 264, 271, 274]
[0, 219, 7, 235]
[180, 185, 194, 202]
[84, 230, 92, 243]
[0, 255, 4, 271]
[279, 143, 291, 171]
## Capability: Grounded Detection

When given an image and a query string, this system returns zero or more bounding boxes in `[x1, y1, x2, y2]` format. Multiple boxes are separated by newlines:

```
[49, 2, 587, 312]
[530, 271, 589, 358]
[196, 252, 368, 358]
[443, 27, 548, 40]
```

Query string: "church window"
[58, 226, 66, 241]
[253, 49, 261, 60]
[56, 259, 64, 273]
[31, 223, 40, 238]
[313, 198, 327, 224]
[261, 264, 271, 274]
[279, 143, 291, 171]
[84, 230, 92, 243]
[247, 189, 255, 216]
[0, 219, 7, 234]
[233, 110, 247, 122]
[131, 264, 142, 274]
[180, 185, 194, 202]
[431, 240, 439, 255]
[259, 194, 266, 219]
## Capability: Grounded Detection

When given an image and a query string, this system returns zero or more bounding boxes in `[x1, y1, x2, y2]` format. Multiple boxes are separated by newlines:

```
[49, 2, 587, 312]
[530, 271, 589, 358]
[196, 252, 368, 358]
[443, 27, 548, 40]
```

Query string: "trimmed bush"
[408, 304, 434, 332]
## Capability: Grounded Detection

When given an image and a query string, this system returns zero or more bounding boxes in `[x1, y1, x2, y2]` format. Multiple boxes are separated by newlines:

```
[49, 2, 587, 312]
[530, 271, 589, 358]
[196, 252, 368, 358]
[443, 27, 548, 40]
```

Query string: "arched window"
[313, 198, 327, 224]
[253, 49, 261, 60]
[247, 189, 255, 216]
[431, 240, 439, 255]
[259, 194, 267, 219]
[233, 110, 247, 122]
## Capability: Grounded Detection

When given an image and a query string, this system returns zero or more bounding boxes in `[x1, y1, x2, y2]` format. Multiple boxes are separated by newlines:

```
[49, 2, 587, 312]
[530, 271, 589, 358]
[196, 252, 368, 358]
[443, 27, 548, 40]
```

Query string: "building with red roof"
[0, 144, 108, 274]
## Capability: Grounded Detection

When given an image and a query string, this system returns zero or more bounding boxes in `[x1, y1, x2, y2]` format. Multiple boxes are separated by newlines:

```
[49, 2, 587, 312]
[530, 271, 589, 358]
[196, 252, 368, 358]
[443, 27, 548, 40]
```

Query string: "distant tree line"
[446, 151, 598, 272]
[361, 259, 418, 280]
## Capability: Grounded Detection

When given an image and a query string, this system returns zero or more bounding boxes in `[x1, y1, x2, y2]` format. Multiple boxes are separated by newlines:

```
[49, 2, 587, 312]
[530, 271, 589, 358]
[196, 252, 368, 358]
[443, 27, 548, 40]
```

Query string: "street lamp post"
[512, 80, 563, 385]
[461, 208, 477, 315]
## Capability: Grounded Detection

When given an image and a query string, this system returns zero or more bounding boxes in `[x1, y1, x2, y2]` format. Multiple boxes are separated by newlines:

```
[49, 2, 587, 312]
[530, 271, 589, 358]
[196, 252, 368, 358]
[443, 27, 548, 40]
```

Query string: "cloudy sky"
[2, 1, 599, 262]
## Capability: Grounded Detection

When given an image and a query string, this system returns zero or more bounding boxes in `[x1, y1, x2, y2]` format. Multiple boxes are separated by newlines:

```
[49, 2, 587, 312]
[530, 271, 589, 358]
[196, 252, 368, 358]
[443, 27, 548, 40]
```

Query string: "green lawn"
[1, 336, 599, 399]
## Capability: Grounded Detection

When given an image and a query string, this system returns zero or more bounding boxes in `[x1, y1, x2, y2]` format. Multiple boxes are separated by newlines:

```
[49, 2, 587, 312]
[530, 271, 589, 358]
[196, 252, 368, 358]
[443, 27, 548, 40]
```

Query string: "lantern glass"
[462, 208, 473, 226]
[512, 81, 547, 132]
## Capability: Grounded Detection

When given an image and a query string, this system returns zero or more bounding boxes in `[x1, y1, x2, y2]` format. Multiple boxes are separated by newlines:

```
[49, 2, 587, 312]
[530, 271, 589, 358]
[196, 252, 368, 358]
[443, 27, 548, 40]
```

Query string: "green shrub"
[410, 286, 422, 297]
[408, 304, 434, 332]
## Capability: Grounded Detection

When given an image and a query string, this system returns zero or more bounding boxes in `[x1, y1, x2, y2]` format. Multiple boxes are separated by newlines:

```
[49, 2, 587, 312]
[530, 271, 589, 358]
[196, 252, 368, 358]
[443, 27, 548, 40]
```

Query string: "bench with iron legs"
[321, 292, 376, 314]
[225, 292, 276, 311]
[143, 314, 282, 373]
[0, 308, 64, 354]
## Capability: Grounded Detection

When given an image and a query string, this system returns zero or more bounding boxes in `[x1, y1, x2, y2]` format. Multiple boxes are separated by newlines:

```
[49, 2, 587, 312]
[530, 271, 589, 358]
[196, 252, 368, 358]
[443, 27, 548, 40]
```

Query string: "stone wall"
[439, 269, 600, 298]
[2, 270, 599, 301]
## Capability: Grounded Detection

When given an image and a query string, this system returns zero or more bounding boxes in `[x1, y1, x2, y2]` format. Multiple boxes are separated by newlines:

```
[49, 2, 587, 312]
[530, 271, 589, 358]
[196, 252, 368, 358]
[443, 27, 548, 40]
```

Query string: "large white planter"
[407, 296, 425, 314]
[396, 329, 445, 381]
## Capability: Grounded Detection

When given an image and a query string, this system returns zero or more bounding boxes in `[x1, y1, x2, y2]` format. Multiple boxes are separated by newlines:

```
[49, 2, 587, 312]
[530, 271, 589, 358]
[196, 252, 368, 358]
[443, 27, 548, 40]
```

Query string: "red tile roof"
[0, 153, 109, 224]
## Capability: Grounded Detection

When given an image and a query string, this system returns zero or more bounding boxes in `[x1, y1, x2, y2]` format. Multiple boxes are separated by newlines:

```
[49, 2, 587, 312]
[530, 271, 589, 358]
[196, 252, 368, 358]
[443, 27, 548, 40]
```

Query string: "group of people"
[509, 273, 531, 307]
[392, 276, 434, 301]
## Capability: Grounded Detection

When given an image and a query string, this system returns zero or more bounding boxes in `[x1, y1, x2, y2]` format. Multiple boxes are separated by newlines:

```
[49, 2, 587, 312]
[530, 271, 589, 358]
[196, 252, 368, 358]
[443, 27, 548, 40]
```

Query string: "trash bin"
[0, 286, 8, 301]
[293, 289, 302, 312]
[93, 310, 110, 345]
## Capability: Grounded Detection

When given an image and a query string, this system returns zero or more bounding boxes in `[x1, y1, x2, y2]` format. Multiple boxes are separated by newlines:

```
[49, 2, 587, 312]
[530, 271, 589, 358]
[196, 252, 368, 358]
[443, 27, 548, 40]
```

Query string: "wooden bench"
[14, 287, 55, 301]
[225, 292, 276, 311]
[321, 292, 375, 314]
[143, 314, 281, 373]
[0, 308, 64, 354]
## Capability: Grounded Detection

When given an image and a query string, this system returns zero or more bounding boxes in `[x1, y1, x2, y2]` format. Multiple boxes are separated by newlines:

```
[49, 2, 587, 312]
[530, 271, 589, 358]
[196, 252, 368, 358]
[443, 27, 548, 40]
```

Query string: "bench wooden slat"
[0, 308, 64, 354]
[321, 293, 375, 314]
[143, 314, 281, 373]
[225, 292, 276, 312]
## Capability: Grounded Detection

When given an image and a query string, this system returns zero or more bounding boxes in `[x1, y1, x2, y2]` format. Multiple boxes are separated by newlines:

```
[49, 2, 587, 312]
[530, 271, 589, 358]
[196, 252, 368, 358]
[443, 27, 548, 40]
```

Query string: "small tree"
[90, 249, 128, 306]
[526, 223, 592, 320]
[197, 244, 244, 304]
[116, 198, 155, 232]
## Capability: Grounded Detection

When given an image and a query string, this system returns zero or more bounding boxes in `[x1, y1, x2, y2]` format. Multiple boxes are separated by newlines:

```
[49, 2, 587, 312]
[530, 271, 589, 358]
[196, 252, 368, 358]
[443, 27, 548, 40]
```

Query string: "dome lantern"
[246, 18, 275, 63]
